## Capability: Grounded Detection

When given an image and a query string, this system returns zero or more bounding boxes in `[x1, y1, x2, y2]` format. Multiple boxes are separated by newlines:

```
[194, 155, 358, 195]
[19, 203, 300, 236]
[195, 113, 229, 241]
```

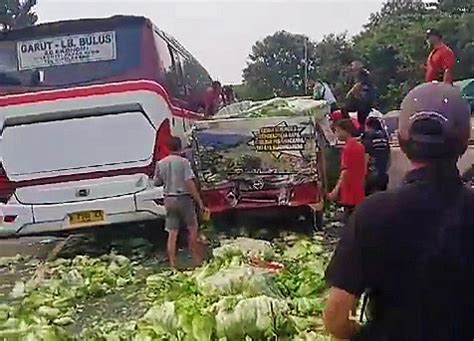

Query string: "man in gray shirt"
[154, 136, 204, 268]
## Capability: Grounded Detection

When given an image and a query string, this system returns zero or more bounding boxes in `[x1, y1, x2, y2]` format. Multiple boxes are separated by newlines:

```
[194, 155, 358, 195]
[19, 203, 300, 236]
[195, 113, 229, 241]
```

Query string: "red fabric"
[426, 43, 455, 83]
[330, 110, 344, 122]
[340, 138, 366, 206]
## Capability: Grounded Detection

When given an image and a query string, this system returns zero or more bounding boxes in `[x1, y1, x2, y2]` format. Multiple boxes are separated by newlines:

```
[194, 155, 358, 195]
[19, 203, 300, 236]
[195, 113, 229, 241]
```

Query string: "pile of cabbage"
[0, 237, 331, 340]
[215, 97, 329, 120]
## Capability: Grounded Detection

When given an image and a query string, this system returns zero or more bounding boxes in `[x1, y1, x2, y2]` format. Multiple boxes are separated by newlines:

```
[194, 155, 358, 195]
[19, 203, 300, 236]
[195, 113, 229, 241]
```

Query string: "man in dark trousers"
[324, 82, 474, 340]
[361, 117, 390, 194]
[345, 61, 376, 129]
[425, 29, 456, 84]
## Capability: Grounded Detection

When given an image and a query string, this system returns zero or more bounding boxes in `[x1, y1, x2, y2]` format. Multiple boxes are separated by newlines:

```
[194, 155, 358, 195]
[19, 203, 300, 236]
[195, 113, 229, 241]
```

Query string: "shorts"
[164, 195, 198, 232]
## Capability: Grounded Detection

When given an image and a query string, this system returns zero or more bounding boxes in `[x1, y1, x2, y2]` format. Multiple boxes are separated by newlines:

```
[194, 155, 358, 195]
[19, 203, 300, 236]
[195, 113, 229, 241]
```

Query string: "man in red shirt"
[425, 29, 456, 84]
[328, 119, 366, 221]
[204, 81, 222, 117]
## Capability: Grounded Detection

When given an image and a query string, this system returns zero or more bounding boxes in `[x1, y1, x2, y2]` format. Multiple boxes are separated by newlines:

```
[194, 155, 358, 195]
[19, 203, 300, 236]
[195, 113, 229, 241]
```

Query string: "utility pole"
[304, 37, 309, 95]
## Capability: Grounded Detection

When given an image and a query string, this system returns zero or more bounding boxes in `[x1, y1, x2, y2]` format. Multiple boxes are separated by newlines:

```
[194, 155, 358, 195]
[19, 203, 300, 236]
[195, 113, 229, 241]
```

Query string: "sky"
[35, 1, 386, 84]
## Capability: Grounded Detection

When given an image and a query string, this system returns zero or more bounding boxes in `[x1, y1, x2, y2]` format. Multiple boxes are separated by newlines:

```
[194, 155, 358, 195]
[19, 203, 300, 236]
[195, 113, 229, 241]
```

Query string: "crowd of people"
[323, 29, 472, 341]
[155, 28, 472, 341]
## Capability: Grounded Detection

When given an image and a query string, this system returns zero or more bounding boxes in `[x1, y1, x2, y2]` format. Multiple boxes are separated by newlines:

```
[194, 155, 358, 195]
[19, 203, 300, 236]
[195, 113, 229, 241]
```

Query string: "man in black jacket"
[324, 82, 474, 341]
[361, 117, 390, 194]
[345, 61, 377, 129]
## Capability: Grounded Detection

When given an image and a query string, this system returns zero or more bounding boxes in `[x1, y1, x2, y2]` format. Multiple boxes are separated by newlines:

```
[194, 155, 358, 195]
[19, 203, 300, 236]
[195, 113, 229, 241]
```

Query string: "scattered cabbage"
[213, 237, 275, 259]
[2, 236, 331, 340]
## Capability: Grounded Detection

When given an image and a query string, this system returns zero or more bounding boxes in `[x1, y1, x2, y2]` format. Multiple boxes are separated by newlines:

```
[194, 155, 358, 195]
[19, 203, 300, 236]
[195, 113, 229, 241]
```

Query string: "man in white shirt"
[308, 79, 337, 111]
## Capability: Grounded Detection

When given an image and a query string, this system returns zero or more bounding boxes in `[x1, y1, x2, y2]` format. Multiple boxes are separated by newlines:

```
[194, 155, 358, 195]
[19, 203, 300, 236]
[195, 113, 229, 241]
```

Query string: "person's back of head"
[211, 81, 222, 92]
[167, 136, 183, 154]
[334, 118, 359, 139]
[365, 117, 383, 132]
[398, 82, 470, 166]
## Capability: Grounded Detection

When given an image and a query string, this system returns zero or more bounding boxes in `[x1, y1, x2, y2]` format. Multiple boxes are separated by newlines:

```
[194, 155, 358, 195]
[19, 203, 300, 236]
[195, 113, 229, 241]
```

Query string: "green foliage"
[243, 31, 317, 100]
[241, 0, 474, 112]
[0, 0, 38, 29]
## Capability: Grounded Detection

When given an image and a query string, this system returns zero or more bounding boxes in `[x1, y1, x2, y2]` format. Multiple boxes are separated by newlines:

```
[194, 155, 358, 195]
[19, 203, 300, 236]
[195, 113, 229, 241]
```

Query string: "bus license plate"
[69, 210, 105, 226]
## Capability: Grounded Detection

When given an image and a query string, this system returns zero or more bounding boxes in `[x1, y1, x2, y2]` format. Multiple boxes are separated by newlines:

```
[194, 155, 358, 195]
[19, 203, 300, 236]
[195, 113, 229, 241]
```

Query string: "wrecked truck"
[190, 98, 336, 231]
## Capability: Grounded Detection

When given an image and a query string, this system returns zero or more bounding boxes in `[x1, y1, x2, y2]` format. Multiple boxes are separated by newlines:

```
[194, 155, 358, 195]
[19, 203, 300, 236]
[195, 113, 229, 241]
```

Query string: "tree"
[354, 0, 474, 111]
[242, 31, 317, 100]
[313, 33, 356, 101]
[365, 0, 427, 30]
[241, 0, 473, 111]
[436, 0, 474, 14]
[0, 0, 38, 30]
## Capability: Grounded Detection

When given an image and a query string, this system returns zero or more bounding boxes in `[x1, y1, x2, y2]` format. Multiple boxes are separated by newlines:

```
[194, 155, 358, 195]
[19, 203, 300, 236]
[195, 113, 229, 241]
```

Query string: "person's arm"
[153, 162, 163, 187]
[346, 83, 362, 99]
[183, 159, 204, 209]
[330, 169, 348, 199]
[324, 288, 361, 339]
[324, 214, 365, 339]
[186, 179, 204, 209]
[362, 135, 372, 172]
[329, 144, 352, 200]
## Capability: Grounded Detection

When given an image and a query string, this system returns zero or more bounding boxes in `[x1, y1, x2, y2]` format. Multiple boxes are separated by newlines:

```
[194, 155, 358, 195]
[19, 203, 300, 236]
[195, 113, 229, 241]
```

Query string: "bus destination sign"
[16, 31, 117, 70]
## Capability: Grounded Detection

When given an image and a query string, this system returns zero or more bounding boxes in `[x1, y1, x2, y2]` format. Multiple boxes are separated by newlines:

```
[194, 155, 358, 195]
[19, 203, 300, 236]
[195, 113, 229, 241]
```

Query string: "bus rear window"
[0, 25, 143, 87]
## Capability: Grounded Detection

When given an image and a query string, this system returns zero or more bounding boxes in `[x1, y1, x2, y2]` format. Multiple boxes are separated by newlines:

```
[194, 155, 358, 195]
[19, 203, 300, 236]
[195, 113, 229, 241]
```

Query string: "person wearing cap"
[324, 82, 474, 340]
[425, 29, 456, 84]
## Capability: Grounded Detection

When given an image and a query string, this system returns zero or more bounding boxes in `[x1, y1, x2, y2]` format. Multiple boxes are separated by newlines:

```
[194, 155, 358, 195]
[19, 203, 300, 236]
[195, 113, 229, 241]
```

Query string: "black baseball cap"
[399, 82, 470, 153]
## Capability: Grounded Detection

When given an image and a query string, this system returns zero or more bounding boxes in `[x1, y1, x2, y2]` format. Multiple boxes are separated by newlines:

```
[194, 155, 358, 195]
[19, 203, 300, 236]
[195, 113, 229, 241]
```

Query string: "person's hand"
[327, 190, 338, 202]
[197, 199, 205, 211]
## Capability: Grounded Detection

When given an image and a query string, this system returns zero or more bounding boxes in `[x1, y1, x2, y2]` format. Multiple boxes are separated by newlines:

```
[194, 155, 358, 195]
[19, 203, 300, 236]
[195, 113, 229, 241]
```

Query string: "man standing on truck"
[324, 82, 473, 341]
[345, 61, 376, 129]
[307, 79, 337, 112]
[328, 119, 366, 221]
[154, 136, 205, 269]
[204, 81, 223, 117]
[425, 29, 456, 84]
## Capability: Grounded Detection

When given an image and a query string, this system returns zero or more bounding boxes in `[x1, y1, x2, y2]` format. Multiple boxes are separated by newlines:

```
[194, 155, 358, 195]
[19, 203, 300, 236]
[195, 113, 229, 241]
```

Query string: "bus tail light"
[154, 119, 171, 162]
[0, 163, 14, 204]
[148, 119, 171, 177]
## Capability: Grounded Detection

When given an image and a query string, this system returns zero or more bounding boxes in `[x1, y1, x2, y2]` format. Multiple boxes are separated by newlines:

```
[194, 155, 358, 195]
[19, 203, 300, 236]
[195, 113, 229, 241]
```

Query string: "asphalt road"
[0, 236, 64, 258]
